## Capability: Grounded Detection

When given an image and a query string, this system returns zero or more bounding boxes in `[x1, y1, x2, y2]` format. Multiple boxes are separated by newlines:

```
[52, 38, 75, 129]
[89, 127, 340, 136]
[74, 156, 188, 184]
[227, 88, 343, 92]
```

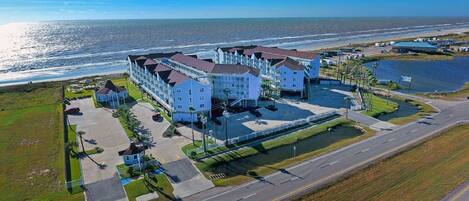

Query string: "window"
[178, 105, 182, 109]
[177, 97, 182, 101]
[200, 88, 204, 92]
[293, 78, 296, 81]
[293, 72, 297, 74]
[189, 89, 192, 95]
[200, 104, 205, 108]
[200, 96, 204, 101]
[176, 89, 182, 93]
[134, 155, 137, 159]
[293, 84, 296, 87]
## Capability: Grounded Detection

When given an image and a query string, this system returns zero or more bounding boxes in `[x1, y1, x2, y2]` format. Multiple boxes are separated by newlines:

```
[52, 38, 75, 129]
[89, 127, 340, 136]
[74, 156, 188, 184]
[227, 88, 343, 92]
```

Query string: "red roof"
[170, 53, 216, 73]
[226, 45, 316, 60]
[273, 57, 305, 71]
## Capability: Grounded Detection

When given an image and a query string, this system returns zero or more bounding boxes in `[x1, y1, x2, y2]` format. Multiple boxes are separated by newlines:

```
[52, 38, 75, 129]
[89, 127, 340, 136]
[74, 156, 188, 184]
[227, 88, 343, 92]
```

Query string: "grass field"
[192, 119, 375, 186]
[362, 94, 399, 117]
[0, 85, 84, 201]
[124, 174, 175, 201]
[421, 82, 469, 101]
[65, 89, 94, 99]
[299, 124, 469, 201]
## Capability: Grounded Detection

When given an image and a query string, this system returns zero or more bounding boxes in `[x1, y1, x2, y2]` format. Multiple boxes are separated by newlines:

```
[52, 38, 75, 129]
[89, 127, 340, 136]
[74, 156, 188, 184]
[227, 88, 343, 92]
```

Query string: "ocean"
[1, 17, 469, 86]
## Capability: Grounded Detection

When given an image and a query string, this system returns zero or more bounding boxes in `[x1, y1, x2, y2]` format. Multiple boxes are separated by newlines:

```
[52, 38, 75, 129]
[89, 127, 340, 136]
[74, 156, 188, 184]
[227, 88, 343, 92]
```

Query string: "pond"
[365, 56, 469, 93]
[204, 125, 363, 177]
[374, 97, 419, 121]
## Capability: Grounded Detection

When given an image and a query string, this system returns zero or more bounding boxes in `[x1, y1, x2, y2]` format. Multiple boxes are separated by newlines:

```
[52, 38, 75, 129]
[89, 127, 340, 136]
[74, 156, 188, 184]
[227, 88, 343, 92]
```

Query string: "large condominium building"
[216, 45, 320, 95]
[165, 53, 261, 107]
[127, 53, 261, 122]
[128, 54, 211, 122]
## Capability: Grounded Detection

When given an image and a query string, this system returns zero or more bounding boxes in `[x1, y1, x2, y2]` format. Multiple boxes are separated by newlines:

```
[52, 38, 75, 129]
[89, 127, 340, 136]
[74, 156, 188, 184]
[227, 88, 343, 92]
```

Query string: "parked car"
[65, 107, 80, 114]
[152, 113, 163, 121]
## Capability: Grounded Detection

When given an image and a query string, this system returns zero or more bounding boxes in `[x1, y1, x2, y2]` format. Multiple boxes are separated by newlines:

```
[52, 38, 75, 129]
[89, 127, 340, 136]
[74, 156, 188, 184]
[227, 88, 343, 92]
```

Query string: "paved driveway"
[131, 102, 214, 198]
[68, 98, 129, 201]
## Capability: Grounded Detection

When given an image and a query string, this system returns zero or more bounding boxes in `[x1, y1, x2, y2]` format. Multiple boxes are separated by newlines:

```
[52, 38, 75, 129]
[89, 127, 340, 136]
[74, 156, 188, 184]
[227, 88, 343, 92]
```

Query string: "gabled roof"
[128, 52, 182, 62]
[212, 64, 260, 76]
[274, 57, 305, 71]
[170, 53, 216, 73]
[118, 143, 146, 156]
[153, 63, 189, 86]
[223, 45, 316, 60]
[96, 80, 127, 95]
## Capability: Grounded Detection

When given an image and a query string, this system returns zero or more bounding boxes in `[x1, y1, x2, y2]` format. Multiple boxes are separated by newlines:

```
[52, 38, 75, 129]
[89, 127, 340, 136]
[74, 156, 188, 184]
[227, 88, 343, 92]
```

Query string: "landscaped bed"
[299, 123, 469, 201]
[361, 93, 437, 125]
[124, 174, 175, 201]
[188, 118, 375, 186]
[0, 84, 84, 201]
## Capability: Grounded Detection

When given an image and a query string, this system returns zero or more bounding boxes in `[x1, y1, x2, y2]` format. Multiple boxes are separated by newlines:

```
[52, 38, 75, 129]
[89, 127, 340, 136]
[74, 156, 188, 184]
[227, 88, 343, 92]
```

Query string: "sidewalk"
[347, 110, 396, 131]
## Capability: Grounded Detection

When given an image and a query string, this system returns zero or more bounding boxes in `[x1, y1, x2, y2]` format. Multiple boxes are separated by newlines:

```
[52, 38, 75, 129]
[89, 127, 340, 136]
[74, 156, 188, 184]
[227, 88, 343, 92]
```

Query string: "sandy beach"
[1, 27, 469, 87]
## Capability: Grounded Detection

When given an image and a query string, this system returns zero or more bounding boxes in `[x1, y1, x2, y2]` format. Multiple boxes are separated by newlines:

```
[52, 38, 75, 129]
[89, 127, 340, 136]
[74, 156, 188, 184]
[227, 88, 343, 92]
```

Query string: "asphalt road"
[185, 100, 469, 201]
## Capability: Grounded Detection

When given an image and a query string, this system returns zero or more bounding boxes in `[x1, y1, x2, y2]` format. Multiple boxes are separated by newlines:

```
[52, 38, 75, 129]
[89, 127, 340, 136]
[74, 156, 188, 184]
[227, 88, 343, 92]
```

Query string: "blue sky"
[1, 0, 469, 24]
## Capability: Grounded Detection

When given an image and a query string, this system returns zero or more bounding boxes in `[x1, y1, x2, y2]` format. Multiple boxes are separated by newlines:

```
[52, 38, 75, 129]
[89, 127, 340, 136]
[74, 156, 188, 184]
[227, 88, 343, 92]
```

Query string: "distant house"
[118, 143, 146, 166]
[95, 80, 128, 108]
[391, 42, 438, 53]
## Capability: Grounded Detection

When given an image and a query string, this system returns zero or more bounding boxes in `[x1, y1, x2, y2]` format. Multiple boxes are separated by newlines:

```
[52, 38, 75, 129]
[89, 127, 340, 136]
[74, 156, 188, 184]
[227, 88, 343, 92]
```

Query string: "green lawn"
[299, 123, 469, 201]
[0, 85, 84, 201]
[67, 125, 84, 194]
[124, 174, 175, 201]
[191, 118, 375, 186]
[113, 77, 172, 122]
[65, 89, 94, 99]
[362, 94, 399, 117]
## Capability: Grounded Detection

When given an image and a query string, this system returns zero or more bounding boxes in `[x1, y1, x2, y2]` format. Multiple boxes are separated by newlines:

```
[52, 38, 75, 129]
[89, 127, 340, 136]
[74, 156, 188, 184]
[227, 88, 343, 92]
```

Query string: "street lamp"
[344, 97, 351, 119]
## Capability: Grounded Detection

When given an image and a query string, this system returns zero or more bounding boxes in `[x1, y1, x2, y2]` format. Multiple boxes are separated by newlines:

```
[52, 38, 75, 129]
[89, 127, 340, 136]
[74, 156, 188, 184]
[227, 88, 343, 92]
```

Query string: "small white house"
[95, 80, 128, 108]
[118, 143, 146, 166]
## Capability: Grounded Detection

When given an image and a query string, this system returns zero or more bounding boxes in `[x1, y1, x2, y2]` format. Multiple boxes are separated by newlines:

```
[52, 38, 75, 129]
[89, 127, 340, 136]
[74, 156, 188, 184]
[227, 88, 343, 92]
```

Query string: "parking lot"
[67, 98, 129, 201]
[209, 84, 354, 140]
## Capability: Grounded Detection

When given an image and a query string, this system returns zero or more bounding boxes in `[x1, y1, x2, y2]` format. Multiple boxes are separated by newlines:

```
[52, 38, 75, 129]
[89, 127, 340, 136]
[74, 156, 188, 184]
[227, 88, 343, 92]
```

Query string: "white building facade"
[216, 46, 321, 94]
[128, 55, 211, 122]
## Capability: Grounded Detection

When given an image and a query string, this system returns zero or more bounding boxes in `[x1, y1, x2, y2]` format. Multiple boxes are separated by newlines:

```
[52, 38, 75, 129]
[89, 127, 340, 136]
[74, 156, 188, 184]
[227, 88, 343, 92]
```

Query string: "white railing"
[226, 111, 337, 144]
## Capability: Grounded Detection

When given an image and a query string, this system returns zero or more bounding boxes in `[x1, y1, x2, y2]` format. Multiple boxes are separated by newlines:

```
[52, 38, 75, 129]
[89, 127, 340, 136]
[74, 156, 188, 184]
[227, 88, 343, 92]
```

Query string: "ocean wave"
[0, 33, 338, 65]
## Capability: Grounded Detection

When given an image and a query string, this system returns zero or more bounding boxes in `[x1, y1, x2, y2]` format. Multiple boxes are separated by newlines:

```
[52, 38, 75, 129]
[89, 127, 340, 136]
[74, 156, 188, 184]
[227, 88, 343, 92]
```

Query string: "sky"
[1, 0, 469, 24]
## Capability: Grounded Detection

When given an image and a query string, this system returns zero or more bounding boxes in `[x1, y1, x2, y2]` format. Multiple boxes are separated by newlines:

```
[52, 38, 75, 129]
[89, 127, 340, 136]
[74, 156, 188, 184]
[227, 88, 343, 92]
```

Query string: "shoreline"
[1, 27, 469, 88]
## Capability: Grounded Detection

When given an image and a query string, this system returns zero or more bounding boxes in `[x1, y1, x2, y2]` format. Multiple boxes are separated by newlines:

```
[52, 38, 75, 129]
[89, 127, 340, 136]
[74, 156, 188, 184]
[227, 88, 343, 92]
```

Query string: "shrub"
[95, 147, 104, 153]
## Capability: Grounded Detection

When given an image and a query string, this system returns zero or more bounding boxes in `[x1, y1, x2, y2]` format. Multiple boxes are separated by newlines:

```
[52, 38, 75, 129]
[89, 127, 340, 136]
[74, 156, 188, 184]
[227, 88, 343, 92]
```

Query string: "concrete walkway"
[441, 181, 469, 201]
[347, 111, 396, 131]
[68, 98, 129, 201]
[131, 102, 214, 198]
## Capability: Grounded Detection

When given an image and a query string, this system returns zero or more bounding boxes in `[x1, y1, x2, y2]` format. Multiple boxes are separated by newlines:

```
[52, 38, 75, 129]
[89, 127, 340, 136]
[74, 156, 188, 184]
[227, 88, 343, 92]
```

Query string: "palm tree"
[189, 106, 195, 145]
[77, 131, 86, 152]
[67, 141, 79, 157]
